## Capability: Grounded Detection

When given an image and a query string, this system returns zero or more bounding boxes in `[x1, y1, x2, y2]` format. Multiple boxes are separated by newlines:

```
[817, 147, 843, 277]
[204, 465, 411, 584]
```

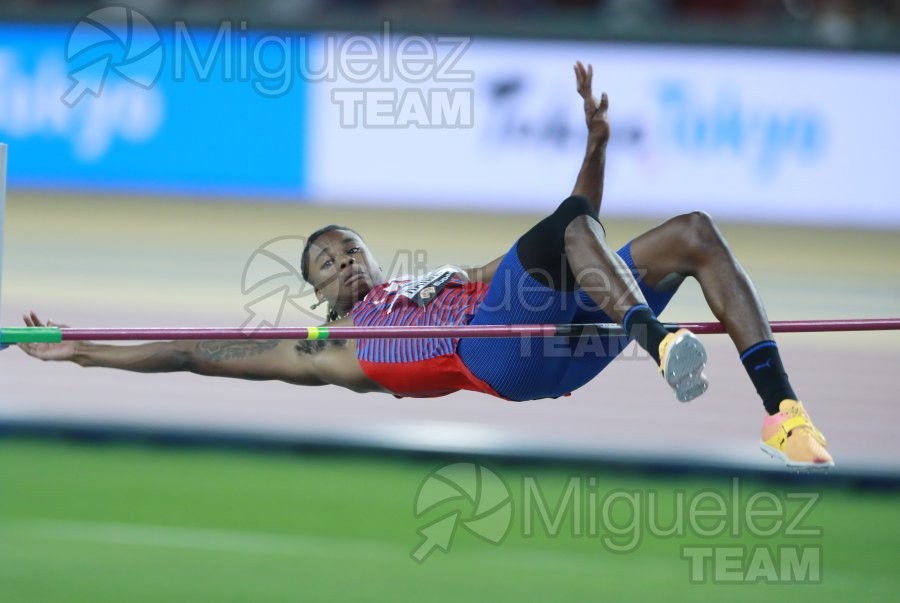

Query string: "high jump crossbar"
[2, 318, 899, 344]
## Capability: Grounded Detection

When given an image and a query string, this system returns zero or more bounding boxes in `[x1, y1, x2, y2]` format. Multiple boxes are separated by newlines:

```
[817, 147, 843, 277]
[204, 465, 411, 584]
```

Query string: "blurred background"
[1, 1, 899, 602]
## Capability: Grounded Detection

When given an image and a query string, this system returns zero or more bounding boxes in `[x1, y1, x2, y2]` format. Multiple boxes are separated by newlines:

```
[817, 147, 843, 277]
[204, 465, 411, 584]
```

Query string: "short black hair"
[300, 224, 362, 283]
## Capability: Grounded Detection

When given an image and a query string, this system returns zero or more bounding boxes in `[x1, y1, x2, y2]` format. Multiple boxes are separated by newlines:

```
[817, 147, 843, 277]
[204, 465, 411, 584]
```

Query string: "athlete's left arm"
[462, 255, 504, 284]
[570, 61, 610, 215]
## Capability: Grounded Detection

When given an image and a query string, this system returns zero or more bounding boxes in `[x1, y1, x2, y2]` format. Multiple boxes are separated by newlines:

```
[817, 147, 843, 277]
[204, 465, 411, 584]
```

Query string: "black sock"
[622, 304, 669, 365]
[740, 341, 797, 415]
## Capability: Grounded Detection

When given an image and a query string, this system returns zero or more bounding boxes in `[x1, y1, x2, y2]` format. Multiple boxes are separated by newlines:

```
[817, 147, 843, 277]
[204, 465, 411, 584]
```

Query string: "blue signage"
[0, 14, 307, 197]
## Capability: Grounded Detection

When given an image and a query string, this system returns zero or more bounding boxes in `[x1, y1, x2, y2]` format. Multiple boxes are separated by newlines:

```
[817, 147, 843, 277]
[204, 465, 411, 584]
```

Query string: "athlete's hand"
[18, 312, 77, 361]
[574, 61, 609, 144]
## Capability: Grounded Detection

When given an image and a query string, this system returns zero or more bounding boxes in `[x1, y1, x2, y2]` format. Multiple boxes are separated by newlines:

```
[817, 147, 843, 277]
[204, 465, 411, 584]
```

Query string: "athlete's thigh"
[625, 216, 697, 290]
[459, 241, 579, 401]
[554, 239, 684, 391]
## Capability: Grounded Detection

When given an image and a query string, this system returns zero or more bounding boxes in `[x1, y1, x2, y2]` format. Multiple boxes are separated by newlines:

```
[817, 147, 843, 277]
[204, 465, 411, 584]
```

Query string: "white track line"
[0, 518, 663, 571]
[1, 519, 401, 559]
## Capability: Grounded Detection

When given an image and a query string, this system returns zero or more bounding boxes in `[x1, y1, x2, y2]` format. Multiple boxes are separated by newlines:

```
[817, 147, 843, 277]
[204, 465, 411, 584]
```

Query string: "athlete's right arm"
[18, 313, 325, 386]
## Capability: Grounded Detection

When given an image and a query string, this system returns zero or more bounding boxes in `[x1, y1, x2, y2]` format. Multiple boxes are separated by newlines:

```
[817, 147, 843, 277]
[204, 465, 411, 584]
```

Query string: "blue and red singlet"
[351, 266, 503, 398]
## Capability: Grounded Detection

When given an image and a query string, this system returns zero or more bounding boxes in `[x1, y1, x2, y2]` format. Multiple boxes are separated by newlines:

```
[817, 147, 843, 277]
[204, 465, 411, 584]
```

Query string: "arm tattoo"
[195, 340, 279, 362]
[295, 339, 346, 355]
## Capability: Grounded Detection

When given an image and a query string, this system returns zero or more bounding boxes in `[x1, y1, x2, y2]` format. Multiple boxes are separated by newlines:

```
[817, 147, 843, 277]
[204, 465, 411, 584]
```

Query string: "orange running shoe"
[760, 399, 834, 470]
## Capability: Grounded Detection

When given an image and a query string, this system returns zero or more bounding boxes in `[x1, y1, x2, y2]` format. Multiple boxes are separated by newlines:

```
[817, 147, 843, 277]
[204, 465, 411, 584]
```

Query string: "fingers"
[574, 61, 592, 79]
[23, 312, 63, 328]
[574, 60, 584, 78]
[574, 61, 591, 97]
[575, 62, 599, 109]
[600, 91, 609, 112]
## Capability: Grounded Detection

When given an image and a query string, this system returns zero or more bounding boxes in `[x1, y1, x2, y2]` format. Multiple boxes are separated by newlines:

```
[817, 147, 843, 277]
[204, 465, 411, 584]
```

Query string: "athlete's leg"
[459, 198, 586, 401]
[554, 240, 683, 392]
[561, 202, 709, 401]
[622, 212, 832, 468]
[460, 196, 700, 401]
[625, 211, 769, 352]
[624, 211, 796, 410]
[533, 197, 677, 366]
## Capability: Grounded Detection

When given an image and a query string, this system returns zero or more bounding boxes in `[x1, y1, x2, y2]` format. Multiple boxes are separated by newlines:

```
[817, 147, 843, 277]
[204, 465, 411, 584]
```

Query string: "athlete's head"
[301, 225, 385, 321]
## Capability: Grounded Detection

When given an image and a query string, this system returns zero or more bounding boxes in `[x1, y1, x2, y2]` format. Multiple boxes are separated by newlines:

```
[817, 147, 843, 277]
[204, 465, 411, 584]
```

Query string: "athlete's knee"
[554, 195, 599, 239]
[686, 210, 715, 231]
[556, 196, 614, 269]
[555, 195, 603, 246]
[563, 214, 604, 252]
[679, 210, 726, 250]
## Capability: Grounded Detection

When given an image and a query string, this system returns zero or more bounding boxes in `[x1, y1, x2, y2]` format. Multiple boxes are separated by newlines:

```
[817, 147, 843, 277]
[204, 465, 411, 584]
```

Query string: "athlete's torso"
[304, 267, 501, 397]
[352, 266, 483, 361]
[348, 266, 495, 397]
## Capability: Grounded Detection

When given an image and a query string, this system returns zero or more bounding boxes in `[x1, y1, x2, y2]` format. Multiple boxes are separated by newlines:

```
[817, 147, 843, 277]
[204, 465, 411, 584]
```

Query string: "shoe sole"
[759, 441, 835, 472]
[662, 333, 708, 402]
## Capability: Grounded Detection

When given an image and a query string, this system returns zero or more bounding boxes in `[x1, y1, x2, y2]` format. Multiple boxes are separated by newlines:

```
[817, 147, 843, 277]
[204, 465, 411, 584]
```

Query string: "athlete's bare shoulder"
[293, 316, 386, 393]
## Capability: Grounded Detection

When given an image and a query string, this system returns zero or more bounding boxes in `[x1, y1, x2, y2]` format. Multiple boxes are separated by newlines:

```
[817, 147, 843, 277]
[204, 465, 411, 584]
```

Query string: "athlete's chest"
[353, 266, 482, 322]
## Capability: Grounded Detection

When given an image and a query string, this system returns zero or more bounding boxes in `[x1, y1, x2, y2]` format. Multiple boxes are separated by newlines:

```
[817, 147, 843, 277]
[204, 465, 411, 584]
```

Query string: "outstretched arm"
[571, 61, 610, 215]
[18, 312, 325, 386]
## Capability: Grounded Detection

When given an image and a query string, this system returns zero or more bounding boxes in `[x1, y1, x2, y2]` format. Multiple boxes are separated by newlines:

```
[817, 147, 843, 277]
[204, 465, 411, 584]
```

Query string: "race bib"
[396, 266, 463, 308]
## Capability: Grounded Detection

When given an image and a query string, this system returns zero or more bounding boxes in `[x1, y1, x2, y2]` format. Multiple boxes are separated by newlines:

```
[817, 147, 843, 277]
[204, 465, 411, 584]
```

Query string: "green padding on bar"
[0, 327, 62, 344]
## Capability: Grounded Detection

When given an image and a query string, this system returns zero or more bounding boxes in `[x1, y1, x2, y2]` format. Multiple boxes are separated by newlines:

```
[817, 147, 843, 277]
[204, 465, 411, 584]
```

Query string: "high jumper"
[15, 63, 834, 470]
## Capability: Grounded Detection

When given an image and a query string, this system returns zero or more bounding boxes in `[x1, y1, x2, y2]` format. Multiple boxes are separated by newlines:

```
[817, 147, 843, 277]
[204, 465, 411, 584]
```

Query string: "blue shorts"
[458, 240, 679, 401]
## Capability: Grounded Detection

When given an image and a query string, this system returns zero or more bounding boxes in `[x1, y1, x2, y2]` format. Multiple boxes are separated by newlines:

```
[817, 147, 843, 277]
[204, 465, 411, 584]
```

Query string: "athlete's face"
[307, 229, 384, 316]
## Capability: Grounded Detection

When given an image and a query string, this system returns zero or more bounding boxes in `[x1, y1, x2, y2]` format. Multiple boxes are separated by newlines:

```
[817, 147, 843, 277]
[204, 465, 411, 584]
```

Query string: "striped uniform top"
[351, 266, 500, 398]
